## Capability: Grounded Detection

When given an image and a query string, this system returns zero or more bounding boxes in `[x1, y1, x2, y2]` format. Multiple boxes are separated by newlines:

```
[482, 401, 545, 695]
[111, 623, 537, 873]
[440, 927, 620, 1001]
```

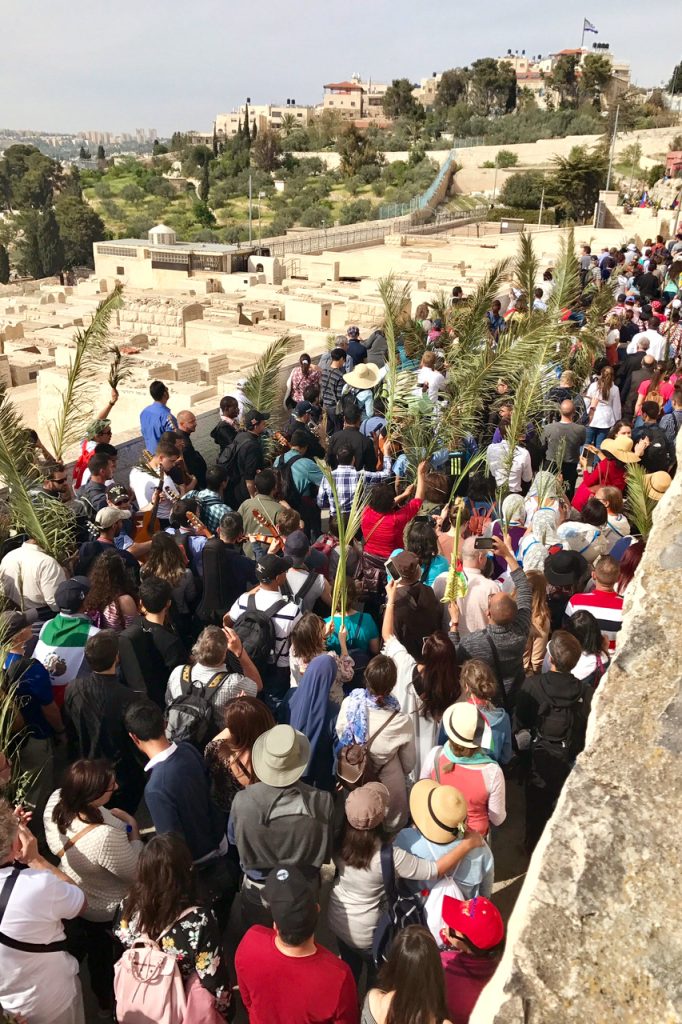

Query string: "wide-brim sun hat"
[343, 363, 382, 390]
[410, 779, 468, 845]
[251, 725, 310, 787]
[645, 471, 672, 501]
[443, 702, 486, 749]
[600, 435, 640, 464]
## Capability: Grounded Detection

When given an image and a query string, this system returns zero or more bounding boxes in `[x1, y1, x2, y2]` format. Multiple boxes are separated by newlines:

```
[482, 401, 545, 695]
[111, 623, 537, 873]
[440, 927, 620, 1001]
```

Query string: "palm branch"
[514, 232, 540, 307]
[625, 463, 655, 538]
[107, 344, 134, 390]
[315, 460, 369, 621]
[48, 284, 123, 461]
[546, 228, 580, 317]
[378, 275, 412, 432]
[447, 448, 490, 504]
[397, 402, 445, 476]
[241, 334, 291, 421]
[449, 259, 512, 349]
[0, 390, 76, 561]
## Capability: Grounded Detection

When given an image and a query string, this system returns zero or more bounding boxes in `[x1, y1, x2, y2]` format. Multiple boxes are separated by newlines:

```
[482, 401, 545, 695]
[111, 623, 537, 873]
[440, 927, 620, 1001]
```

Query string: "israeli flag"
[583, 18, 598, 33]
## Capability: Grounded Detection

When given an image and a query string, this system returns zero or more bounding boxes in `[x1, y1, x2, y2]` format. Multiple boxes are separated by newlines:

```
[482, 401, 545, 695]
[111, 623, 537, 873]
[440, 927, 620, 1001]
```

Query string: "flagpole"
[580, 18, 585, 51]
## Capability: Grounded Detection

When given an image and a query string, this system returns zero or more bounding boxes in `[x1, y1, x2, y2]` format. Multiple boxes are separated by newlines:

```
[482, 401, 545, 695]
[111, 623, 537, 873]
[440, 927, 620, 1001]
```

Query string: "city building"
[320, 75, 389, 120]
[665, 151, 682, 177]
[215, 102, 314, 139]
[413, 73, 443, 107]
[496, 45, 630, 109]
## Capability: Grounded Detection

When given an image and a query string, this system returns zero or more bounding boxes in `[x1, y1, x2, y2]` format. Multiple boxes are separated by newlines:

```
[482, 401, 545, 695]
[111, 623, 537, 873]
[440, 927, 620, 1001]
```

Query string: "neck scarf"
[443, 744, 495, 767]
[338, 687, 400, 747]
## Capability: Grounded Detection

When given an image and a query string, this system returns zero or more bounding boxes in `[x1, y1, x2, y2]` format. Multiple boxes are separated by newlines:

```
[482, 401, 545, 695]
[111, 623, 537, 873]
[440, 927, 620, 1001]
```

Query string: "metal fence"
[378, 147, 459, 221]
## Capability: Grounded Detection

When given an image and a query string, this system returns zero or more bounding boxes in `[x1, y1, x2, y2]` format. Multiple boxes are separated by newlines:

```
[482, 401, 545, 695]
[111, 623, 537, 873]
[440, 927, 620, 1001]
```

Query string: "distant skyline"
[2, 0, 680, 136]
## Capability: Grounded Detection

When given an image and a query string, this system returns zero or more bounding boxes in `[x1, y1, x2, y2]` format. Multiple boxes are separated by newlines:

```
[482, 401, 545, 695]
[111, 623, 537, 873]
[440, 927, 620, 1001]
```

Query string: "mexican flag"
[33, 614, 98, 707]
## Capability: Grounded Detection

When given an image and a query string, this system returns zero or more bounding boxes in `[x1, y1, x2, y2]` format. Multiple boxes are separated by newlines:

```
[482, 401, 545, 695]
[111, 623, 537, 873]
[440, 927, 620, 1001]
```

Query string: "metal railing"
[378, 147, 459, 220]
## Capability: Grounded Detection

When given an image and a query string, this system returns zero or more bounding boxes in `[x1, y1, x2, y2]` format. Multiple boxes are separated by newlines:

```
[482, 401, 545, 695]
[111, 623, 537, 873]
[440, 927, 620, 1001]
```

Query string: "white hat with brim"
[343, 363, 382, 391]
[251, 725, 310, 787]
[410, 779, 468, 845]
[443, 702, 486, 749]
[600, 436, 640, 464]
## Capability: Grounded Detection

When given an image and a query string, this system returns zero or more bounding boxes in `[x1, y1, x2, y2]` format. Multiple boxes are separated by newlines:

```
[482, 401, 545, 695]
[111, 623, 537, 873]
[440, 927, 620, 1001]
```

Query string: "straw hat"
[251, 725, 310, 787]
[409, 780, 467, 845]
[343, 363, 382, 390]
[645, 471, 672, 501]
[600, 435, 640, 464]
[443, 703, 486, 749]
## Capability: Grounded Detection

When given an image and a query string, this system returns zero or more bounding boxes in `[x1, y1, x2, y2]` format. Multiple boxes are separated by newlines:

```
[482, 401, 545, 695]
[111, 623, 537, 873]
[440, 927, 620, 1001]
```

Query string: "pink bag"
[183, 972, 227, 1024]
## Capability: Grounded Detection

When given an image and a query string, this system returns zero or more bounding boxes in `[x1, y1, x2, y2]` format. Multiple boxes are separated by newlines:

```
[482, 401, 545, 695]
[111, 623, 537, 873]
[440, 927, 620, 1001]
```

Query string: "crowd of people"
[0, 229, 679, 1024]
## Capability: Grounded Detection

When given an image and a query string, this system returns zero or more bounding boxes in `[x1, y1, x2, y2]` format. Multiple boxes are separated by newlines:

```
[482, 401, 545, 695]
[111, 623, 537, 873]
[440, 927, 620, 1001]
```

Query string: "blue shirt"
[4, 653, 54, 739]
[422, 555, 449, 587]
[139, 402, 178, 453]
[395, 827, 494, 899]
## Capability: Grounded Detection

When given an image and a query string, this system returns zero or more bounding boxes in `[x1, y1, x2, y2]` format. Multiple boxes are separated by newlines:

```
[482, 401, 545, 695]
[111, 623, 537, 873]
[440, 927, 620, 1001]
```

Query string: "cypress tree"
[212, 122, 218, 158]
[38, 207, 64, 277]
[199, 161, 210, 203]
[0, 244, 10, 285]
[243, 103, 251, 143]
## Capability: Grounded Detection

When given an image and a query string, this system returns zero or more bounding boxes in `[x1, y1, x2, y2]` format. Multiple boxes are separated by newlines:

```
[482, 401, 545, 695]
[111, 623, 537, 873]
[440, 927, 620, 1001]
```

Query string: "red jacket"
[571, 458, 625, 512]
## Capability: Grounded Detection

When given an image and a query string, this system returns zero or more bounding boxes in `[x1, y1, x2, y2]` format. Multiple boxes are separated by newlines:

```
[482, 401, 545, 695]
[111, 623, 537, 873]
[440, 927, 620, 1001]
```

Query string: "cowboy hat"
[343, 363, 382, 390]
[251, 725, 310, 787]
[600, 435, 640, 464]
[409, 780, 467, 845]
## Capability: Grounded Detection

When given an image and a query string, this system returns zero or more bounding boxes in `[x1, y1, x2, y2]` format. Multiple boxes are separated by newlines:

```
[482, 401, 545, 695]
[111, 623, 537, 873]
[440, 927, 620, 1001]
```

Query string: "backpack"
[336, 710, 398, 791]
[534, 677, 588, 761]
[281, 570, 318, 610]
[217, 430, 250, 482]
[113, 907, 197, 1024]
[232, 593, 287, 671]
[165, 665, 229, 748]
[277, 452, 306, 510]
[372, 844, 427, 967]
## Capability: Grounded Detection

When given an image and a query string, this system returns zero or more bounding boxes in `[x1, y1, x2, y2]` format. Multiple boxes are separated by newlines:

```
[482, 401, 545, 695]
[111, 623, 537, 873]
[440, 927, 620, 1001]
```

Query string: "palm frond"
[107, 344, 134, 390]
[447, 448, 490, 504]
[546, 228, 580, 316]
[378, 274, 412, 432]
[48, 284, 122, 460]
[0, 390, 75, 561]
[449, 259, 512, 348]
[315, 460, 369, 621]
[514, 233, 540, 308]
[625, 463, 655, 538]
[241, 334, 291, 423]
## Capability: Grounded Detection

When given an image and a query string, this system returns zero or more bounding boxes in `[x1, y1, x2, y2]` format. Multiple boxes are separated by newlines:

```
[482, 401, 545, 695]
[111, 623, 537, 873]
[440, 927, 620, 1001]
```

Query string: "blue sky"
[2, 0, 680, 134]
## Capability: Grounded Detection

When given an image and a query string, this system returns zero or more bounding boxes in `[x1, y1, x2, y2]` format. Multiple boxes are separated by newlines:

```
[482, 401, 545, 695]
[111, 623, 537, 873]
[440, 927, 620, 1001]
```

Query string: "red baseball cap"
[442, 896, 504, 950]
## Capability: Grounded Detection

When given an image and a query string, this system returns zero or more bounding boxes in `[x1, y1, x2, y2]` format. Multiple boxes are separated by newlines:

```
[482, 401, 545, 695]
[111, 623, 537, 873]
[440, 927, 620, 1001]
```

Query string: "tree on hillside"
[37, 207, 64, 276]
[79, 145, 91, 161]
[550, 145, 607, 222]
[251, 128, 282, 172]
[97, 145, 106, 161]
[382, 78, 422, 120]
[280, 113, 298, 138]
[337, 125, 381, 178]
[55, 195, 105, 267]
[435, 69, 469, 109]
[0, 244, 10, 284]
[580, 53, 613, 105]
[153, 139, 169, 156]
[668, 62, 682, 94]
[198, 161, 210, 202]
[17, 211, 43, 278]
[499, 170, 546, 210]
[212, 124, 219, 158]
[251, 121, 257, 141]
[243, 104, 251, 143]
[469, 59, 517, 116]
[544, 55, 580, 108]
[0, 146, 63, 211]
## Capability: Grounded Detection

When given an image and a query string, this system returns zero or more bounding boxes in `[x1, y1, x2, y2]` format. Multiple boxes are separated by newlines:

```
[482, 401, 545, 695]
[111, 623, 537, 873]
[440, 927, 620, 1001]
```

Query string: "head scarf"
[338, 686, 400, 748]
[501, 494, 526, 526]
[288, 654, 338, 791]
[519, 508, 559, 573]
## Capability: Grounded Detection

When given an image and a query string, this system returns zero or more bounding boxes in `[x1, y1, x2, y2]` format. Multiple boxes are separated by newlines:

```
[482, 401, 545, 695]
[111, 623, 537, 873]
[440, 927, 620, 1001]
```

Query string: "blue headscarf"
[288, 654, 338, 792]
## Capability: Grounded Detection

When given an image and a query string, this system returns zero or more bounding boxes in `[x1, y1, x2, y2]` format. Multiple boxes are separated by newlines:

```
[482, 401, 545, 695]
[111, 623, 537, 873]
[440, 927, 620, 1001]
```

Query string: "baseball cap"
[106, 484, 130, 506]
[347, 325, 360, 337]
[256, 554, 292, 583]
[95, 507, 132, 529]
[245, 410, 270, 430]
[624, 297, 636, 304]
[55, 576, 91, 613]
[294, 401, 314, 416]
[442, 896, 504, 951]
[263, 866, 318, 938]
[283, 530, 310, 563]
[0, 609, 38, 638]
[345, 783, 389, 830]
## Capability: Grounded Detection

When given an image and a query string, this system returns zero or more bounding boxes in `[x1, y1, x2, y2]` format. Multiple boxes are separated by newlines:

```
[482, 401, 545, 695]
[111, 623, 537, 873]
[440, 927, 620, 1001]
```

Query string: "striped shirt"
[564, 589, 624, 651]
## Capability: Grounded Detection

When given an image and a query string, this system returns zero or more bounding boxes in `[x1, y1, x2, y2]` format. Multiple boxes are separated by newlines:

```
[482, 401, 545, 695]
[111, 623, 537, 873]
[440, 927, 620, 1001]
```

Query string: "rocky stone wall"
[471, 447, 682, 1023]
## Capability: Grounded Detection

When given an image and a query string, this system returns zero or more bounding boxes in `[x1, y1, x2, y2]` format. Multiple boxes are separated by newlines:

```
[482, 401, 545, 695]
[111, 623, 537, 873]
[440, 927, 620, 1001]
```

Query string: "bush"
[647, 164, 666, 188]
[300, 204, 331, 228]
[499, 170, 546, 210]
[496, 150, 518, 168]
[339, 199, 375, 224]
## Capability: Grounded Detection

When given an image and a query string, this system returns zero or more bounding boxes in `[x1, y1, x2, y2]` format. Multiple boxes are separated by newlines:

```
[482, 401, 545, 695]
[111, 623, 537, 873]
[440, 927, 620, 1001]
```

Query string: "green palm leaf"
[378, 274, 412, 432]
[546, 228, 580, 316]
[514, 232, 540, 308]
[315, 460, 369, 621]
[625, 463, 655, 538]
[48, 284, 123, 461]
[241, 334, 292, 422]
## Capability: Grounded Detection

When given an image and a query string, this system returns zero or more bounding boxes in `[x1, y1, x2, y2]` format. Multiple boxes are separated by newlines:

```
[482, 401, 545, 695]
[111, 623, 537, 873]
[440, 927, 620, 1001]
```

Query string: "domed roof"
[148, 223, 174, 235]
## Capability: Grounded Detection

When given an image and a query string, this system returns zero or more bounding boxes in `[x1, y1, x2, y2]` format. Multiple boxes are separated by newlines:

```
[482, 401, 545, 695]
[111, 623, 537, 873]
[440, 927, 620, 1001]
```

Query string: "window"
[350, 101, 355, 107]
[97, 245, 138, 258]
[116, 266, 124, 275]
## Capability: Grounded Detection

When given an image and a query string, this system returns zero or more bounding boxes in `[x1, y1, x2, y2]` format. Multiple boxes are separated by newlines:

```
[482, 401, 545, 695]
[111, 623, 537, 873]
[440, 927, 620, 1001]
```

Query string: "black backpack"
[277, 452, 306, 510]
[372, 843, 427, 968]
[217, 431, 250, 482]
[166, 664, 230, 748]
[534, 677, 588, 761]
[281, 570, 318, 610]
[232, 593, 287, 671]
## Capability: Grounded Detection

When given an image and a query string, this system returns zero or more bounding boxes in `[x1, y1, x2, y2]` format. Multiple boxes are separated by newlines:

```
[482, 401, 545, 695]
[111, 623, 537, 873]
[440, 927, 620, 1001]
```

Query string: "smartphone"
[385, 558, 402, 581]
[474, 537, 495, 550]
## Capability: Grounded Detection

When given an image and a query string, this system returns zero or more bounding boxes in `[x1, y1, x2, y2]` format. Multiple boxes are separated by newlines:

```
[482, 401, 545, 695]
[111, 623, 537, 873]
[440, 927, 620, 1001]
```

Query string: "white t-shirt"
[166, 662, 257, 708]
[417, 366, 446, 402]
[585, 382, 621, 429]
[0, 865, 84, 1023]
[129, 466, 179, 521]
[228, 588, 301, 668]
[284, 567, 325, 612]
[0, 542, 66, 612]
[627, 328, 664, 360]
[486, 441, 533, 493]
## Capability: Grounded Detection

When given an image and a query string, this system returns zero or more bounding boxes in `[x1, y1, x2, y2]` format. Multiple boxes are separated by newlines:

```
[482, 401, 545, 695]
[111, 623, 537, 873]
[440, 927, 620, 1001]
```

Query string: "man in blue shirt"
[139, 380, 178, 453]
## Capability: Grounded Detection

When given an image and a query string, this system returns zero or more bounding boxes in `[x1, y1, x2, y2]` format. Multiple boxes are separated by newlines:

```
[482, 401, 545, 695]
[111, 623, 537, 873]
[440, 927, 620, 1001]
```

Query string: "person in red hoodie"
[235, 865, 358, 1024]
[439, 895, 505, 1023]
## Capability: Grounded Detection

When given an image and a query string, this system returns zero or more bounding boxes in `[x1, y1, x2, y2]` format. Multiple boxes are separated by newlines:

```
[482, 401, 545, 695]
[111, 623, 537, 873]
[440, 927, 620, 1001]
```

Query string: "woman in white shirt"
[44, 759, 143, 1016]
[584, 365, 621, 449]
[416, 351, 446, 402]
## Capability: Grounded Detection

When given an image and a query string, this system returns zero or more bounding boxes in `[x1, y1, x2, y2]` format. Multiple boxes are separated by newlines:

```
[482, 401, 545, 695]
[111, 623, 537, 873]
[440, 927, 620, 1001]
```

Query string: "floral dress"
[115, 905, 232, 1019]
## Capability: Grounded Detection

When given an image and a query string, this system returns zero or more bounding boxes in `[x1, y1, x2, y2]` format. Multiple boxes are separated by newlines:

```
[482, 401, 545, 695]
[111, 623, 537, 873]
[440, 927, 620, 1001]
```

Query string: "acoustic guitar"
[134, 462, 166, 543]
[252, 508, 285, 551]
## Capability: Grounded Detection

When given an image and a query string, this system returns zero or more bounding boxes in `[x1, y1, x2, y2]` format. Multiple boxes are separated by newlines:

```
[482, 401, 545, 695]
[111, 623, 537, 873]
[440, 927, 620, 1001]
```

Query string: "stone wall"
[471, 447, 682, 1023]
[117, 297, 206, 347]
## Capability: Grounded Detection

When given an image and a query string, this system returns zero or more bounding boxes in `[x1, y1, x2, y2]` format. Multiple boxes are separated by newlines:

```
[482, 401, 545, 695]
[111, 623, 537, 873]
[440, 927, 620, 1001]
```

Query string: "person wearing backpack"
[222, 410, 269, 509]
[513, 630, 593, 852]
[165, 626, 261, 748]
[282, 531, 332, 612]
[115, 833, 232, 1023]
[274, 429, 324, 537]
[225, 554, 301, 702]
[124, 700, 237, 927]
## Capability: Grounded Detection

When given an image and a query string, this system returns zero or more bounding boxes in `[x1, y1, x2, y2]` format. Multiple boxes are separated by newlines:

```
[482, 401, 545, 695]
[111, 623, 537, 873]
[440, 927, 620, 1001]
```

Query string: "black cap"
[284, 530, 309, 562]
[0, 609, 37, 638]
[256, 554, 292, 583]
[543, 550, 588, 588]
[294, 401, 314, 416]
[245, 410, 270, 429]
[55, 576, 91, 612]
[263, 866, 318, 938]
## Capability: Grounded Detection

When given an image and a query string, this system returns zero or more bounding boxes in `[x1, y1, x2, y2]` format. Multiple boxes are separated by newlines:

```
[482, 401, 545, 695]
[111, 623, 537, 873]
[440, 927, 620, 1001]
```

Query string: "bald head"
[461, 536, 486, 568]
[560, 400, 575, 421]
[177, 410, 197, 433]
[489, 592, 517, 626]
